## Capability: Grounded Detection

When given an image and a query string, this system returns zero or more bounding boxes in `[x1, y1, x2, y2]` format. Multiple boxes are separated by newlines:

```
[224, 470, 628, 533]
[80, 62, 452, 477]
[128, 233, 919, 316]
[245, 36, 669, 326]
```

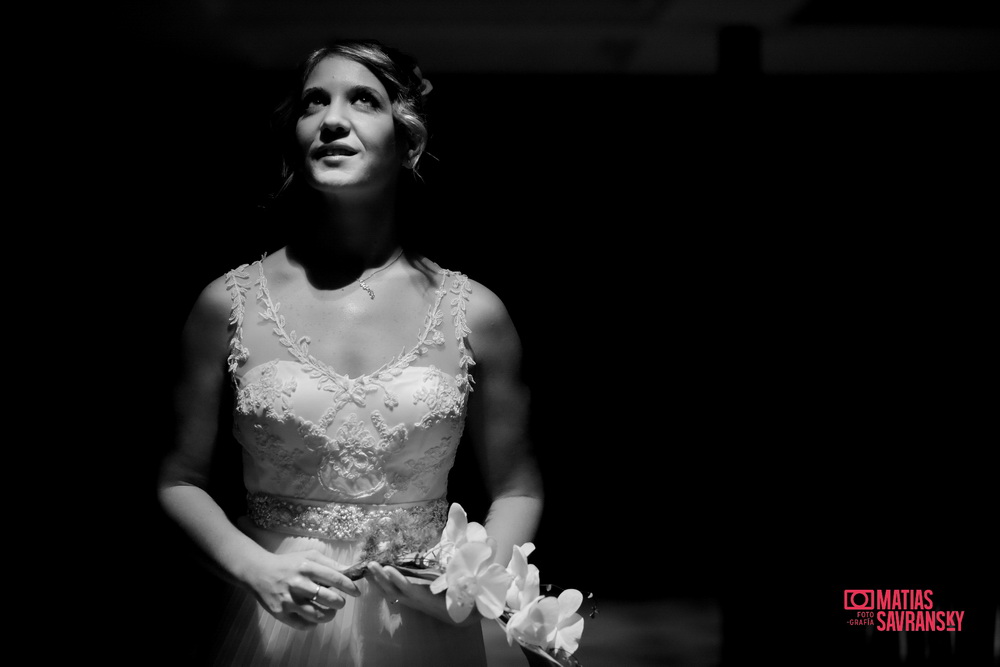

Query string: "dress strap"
[441, 270, 476, 391]
[223, 258, 265, 376]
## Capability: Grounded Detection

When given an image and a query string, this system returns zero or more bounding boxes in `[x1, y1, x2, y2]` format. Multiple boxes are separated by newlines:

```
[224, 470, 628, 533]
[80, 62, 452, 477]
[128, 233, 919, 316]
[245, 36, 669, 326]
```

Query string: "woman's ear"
[403, 137, 426, 171]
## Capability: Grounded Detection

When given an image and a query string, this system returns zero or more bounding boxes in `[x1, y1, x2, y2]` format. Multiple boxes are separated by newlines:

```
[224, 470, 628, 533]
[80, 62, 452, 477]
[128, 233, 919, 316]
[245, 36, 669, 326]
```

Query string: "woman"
[159, 39, 543, 666]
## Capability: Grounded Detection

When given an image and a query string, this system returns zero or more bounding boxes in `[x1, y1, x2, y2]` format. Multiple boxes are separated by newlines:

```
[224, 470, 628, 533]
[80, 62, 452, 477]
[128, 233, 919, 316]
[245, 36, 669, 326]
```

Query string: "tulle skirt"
[209, 517, 487, 667]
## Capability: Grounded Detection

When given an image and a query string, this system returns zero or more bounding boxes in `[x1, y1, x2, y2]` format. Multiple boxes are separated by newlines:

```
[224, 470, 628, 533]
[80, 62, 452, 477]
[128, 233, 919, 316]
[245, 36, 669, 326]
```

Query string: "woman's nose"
[320, 100, 351, 135]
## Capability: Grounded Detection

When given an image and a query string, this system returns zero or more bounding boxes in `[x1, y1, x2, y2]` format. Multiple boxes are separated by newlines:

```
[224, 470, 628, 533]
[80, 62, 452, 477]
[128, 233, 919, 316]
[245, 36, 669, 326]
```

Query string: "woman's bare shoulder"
[187, 250, 271, 333]
[465, 277, 510, 328]
[412, 258, 510, 336]
[186, 273, 234, 335]
[459, 277, 520, 362]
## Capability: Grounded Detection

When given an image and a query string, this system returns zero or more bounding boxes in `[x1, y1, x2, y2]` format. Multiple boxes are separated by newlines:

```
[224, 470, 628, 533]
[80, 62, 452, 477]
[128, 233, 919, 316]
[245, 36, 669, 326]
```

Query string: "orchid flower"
[431, 503, 489, 567]
[506, 542, 541, 611]
[550, 589, 585, 654]
[430, 541, 512, 622]
[505, 588, 585, 655]
[504, 594, 556, 650]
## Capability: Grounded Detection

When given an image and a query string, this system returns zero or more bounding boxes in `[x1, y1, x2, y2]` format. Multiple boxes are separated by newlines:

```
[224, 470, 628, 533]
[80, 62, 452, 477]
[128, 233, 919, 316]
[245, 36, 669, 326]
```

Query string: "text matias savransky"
[847, 589, 964, 631]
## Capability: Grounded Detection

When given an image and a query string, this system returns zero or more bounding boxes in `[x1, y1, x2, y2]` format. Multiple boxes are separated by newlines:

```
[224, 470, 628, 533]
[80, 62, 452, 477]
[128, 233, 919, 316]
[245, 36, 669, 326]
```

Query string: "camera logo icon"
[844, 590, 874, 610]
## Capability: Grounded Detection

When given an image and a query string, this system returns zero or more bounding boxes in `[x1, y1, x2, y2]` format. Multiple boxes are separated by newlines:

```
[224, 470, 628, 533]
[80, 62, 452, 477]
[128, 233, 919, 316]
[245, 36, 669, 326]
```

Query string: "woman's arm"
[465, 280, 543, 567]
[159, 277, 261, 583]
[366, 278, 542, 621]
[158, 277, 359, 629]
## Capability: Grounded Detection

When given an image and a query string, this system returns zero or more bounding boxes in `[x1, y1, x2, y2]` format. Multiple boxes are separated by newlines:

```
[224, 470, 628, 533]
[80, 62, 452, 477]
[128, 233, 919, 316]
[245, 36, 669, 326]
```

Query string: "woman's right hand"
[241, 549, 362, 630]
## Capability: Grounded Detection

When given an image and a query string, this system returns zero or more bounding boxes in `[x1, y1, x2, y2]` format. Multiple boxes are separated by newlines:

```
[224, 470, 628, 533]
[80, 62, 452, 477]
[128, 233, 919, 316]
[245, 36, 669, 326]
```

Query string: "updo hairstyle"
[271, 39, 431, 196]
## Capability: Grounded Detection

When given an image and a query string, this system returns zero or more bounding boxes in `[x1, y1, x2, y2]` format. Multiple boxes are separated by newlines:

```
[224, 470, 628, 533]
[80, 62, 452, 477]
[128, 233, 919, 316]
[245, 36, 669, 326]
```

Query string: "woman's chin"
[307, 170, 356, 190]
[305, 171, 396, 197]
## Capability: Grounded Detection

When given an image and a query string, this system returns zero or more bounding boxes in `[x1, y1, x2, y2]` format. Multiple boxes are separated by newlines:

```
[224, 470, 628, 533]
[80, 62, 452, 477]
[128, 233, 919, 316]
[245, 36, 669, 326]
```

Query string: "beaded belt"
[247, 492, 449, 543]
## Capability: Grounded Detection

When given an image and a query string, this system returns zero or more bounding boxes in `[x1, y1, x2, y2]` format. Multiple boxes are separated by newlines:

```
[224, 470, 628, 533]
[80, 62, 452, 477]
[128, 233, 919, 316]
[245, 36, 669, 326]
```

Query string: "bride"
[158, 38, 543, 666]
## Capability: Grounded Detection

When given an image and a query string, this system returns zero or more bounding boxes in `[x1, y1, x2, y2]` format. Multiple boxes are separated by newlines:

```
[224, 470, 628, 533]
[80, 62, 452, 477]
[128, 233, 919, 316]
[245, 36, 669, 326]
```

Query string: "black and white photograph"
[73, 1, 998, 665]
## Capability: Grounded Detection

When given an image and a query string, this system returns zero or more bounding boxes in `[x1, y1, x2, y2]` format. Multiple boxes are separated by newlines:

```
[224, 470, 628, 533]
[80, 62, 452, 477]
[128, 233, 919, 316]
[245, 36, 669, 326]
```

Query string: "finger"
[367, 562, 395, 587]
[302, 550, 362, 577]
[380, 565, 425, 601]
[293, 579, 347, 611]
[301, 603, 337, 623]
[365, 563, 401, 601]
[282, 596, 335, 625]
[381, 566, 413, 592]
[311, 584, 346, 611]
[293, 578, 322, 603]
[280, 611, 316, 631]
[313, 608, 338, 624]
[300, 561, 362, 598]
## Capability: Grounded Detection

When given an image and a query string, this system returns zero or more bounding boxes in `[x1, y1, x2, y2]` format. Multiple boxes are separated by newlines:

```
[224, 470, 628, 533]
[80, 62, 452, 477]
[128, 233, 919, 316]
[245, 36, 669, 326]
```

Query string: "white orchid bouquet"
[359, 503, 589, 666]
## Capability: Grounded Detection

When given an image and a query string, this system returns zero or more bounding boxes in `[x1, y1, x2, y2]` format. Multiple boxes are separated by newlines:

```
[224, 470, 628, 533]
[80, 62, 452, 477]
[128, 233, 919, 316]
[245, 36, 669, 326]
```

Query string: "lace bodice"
[225, 259, 475, 506]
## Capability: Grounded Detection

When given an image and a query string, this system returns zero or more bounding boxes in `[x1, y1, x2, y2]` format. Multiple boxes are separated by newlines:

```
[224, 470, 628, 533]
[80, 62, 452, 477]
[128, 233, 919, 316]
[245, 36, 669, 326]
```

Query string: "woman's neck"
[284, 189, 402, 287]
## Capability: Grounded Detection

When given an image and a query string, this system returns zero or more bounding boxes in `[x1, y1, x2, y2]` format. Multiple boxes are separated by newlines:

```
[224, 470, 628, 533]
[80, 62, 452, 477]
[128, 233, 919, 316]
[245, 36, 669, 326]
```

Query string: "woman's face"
[295, 56, 402, 196]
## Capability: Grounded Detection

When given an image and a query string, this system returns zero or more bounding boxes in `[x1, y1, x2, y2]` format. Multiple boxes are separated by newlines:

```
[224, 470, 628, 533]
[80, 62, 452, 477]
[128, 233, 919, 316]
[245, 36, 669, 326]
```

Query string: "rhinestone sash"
[247, 492, 449, 542]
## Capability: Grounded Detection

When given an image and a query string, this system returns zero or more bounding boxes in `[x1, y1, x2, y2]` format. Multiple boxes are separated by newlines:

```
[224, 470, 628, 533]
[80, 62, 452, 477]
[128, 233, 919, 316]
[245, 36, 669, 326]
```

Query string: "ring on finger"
[310, 584, 322, 602]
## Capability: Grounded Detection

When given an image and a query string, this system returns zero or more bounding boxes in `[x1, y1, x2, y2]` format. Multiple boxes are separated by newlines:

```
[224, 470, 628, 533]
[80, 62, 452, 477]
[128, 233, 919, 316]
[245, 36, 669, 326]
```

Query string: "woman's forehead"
[304, 55, 386, 94]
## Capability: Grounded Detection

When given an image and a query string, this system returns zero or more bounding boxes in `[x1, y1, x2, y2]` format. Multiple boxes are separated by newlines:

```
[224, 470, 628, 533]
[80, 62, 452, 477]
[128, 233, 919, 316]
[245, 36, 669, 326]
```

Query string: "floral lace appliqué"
[400, 436, 459, 495]
[249, 424, 311, 496]
[234, 360, 297, 419]
[301, 412, 409, 499]
[413, 366, 465, 429]
[225, 264, 253, 374]
[444, 271, 476, 392]
[327, 414, 380, 482]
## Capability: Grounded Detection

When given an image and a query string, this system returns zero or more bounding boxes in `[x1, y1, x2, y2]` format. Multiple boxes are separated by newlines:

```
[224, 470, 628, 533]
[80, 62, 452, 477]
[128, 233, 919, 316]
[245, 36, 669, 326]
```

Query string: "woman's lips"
[314, 144, 358, 158]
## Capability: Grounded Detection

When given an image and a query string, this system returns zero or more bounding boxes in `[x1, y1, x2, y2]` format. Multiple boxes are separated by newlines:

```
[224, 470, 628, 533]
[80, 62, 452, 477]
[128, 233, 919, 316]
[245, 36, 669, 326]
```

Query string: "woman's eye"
[354, 93, 379, 109]
[301, 93, 327, 114]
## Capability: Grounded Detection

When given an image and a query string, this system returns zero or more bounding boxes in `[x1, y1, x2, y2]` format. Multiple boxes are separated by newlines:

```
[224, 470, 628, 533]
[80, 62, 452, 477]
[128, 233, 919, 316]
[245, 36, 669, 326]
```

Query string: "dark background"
[74, 1, 998, 664]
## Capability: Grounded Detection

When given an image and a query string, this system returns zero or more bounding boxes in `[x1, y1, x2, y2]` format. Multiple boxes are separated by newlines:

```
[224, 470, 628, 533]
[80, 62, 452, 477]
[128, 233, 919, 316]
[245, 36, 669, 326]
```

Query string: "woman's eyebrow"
[301, 82, 387, 102]
[301, 85, 326, 99]
[349, 83, 388, 103]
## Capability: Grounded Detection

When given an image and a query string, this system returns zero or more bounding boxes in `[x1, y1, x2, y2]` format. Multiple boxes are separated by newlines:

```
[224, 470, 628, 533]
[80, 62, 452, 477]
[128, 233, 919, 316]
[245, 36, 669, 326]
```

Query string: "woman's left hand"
[365, 561, 481, 627]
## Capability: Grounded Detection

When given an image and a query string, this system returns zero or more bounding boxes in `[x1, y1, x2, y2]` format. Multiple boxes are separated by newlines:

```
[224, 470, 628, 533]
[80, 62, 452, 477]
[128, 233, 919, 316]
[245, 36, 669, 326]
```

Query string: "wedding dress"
[210, 258, 486, 666]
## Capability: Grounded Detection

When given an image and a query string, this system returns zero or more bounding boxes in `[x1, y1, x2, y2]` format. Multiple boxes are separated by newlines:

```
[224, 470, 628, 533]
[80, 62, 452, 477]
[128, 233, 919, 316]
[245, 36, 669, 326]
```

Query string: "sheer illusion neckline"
[254, 261, 450, 384]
